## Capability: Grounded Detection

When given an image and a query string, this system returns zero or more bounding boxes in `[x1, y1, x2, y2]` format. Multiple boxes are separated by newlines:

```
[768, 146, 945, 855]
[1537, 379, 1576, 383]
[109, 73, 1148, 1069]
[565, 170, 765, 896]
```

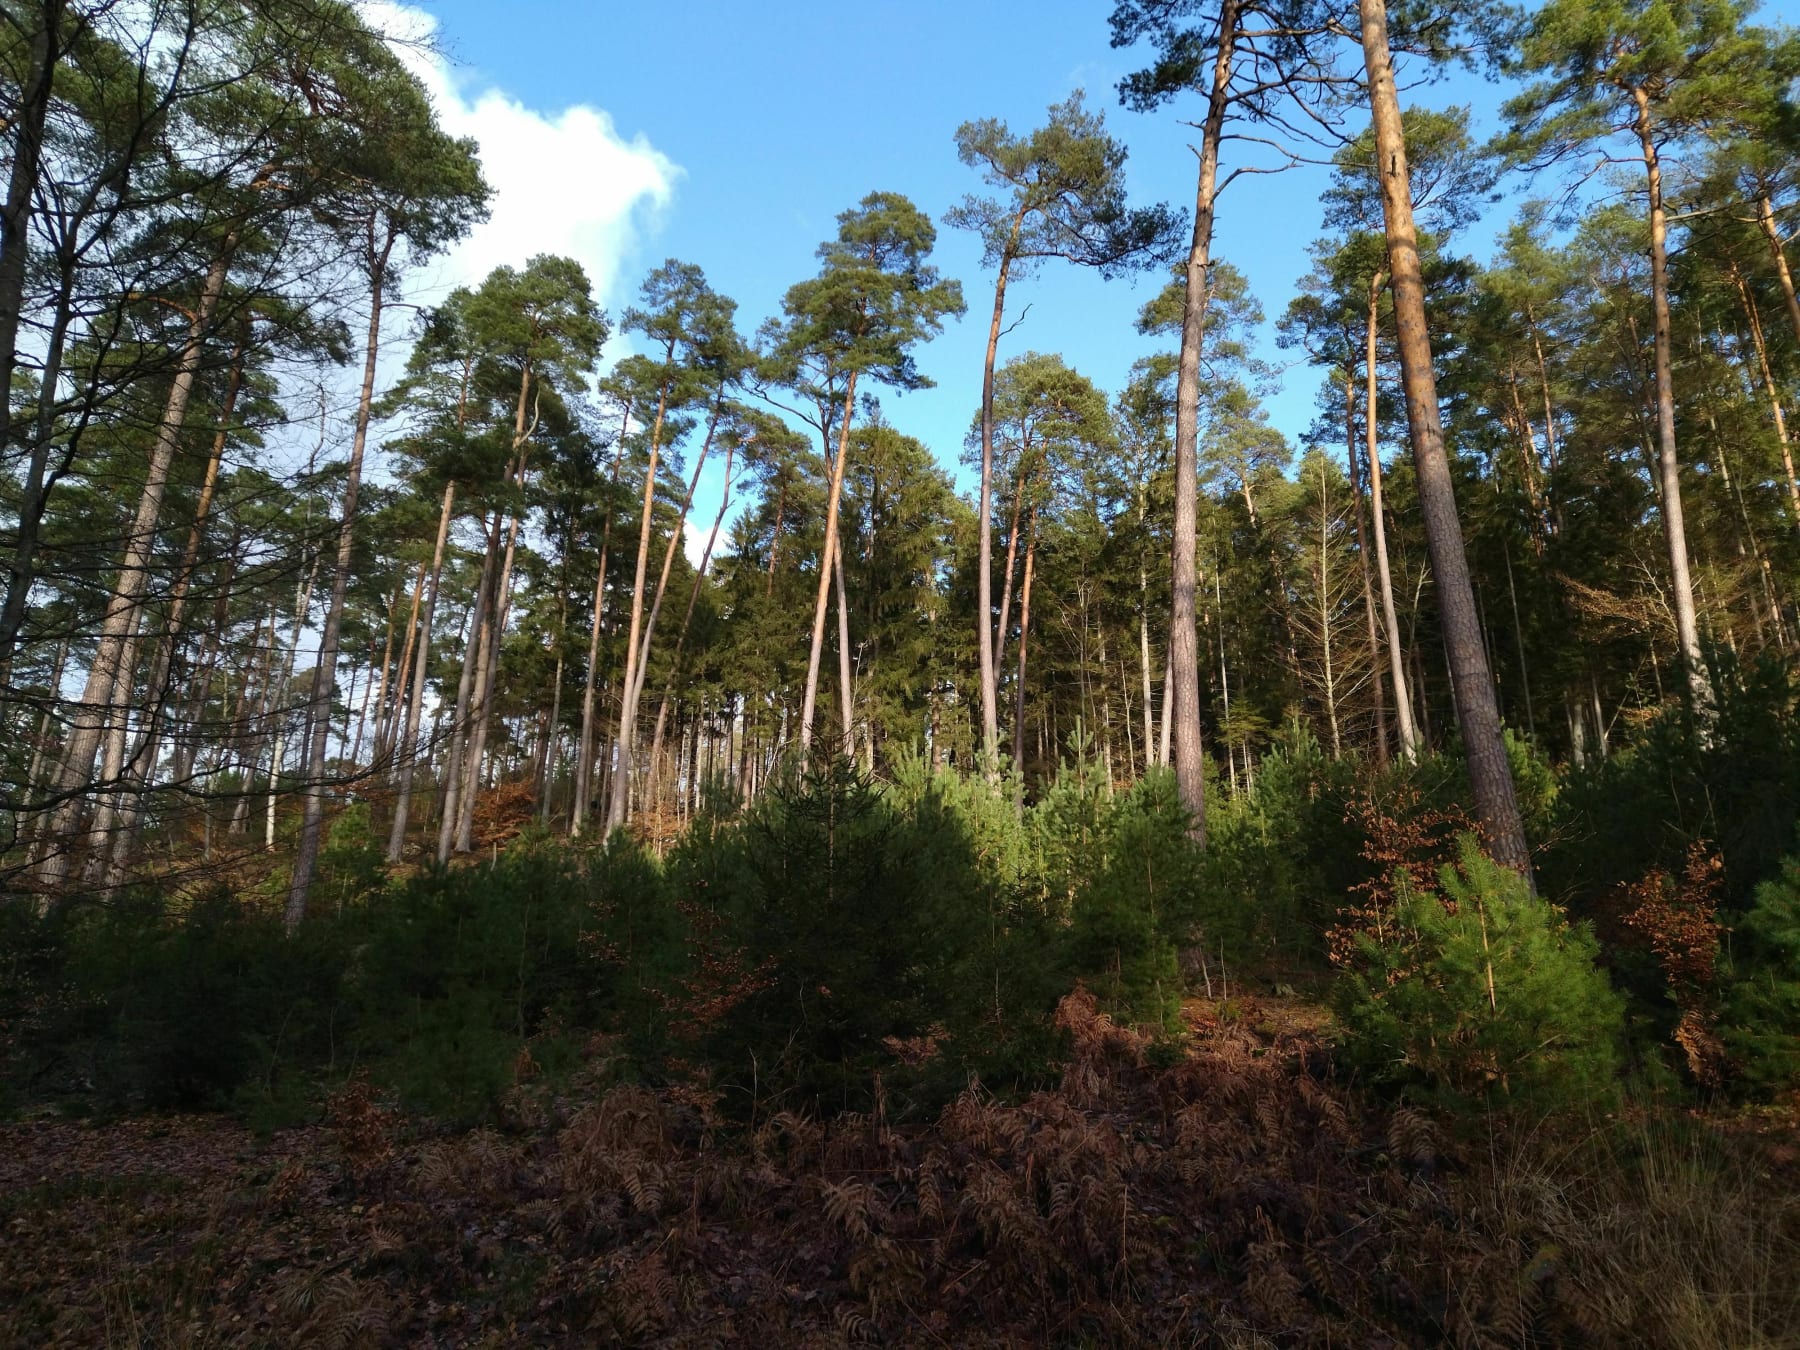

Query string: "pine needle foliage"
[1334, 835, 1626, 1110]
[1721, 842, 1800, 1093]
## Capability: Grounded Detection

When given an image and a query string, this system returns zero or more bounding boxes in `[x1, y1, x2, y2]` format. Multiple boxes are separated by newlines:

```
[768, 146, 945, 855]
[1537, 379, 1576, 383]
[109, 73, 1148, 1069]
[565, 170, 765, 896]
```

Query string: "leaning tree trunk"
[101, 333, 249, 875]
[833, 532, 856, 755]
[1345, 373, 1389, 765]
[1164, 0, 1239, 845]
[375, 558, 427, 773]
[1359, 0, 1532, 880]
[37, 247, 231, 894]
[993, 466, 1029, 705]
[453, 367, 537, 851]
[385, 482, 455, 860]
[607, 378, 675, 829]
[572, 405, 630, 836]
[1756, 190, 1800, 407]
[976, 229, 1022, 776]
[798, 375, 860, 751]
[1733, 265, 1800, 532]
[287, 228, 395, 930]
[457, 485, 526, 853]
[624, 394, 723, 719]
[646, 436, 740, 807]
[436, 523, 496, 862]
[1365, 271, 1418, 760]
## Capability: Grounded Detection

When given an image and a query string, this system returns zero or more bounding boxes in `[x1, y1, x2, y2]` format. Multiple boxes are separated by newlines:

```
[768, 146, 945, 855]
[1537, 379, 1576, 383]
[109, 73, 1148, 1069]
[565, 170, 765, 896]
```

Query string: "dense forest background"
[3, 0, 1800, 1344]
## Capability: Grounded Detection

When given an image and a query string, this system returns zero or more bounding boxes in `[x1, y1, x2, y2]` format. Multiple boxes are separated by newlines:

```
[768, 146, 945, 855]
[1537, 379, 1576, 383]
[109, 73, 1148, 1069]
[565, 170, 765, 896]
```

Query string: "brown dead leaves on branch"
[1617, 843, 1732, 1088]
[1328, 783, 1477, 967]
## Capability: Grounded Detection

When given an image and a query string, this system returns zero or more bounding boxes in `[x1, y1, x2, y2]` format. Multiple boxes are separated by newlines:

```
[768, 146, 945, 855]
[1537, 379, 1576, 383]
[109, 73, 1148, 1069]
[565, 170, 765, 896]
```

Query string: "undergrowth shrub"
[1334, 836, 1624, 1110]
[349, 843, 626, 1121]
[676, 760, 1062, 1118]
[59, 888, 345, 1113]
[316, 801, 387, 914]
[1062, 770, 1192, 1027]
[1199, 723, 1501, 966]
[1545, 651, 1800, 917]
[1605, 845, 1732, 1091]
[1720, 844, 1800, 1094]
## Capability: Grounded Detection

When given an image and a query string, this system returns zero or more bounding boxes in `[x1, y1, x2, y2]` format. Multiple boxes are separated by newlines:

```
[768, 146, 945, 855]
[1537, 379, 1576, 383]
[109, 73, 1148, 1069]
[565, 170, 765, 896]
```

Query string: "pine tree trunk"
[287, 227, 393, 930]
[1345, 374, 1389, 764]
[1503, 545, 1536, 739]
[608, 379, 674, 827]
[1359, 0, 1531, 879]
[993, 477, 1026, 697]
[24, 636, 68, 799]
[1166, 0, 1239, 844]
[1757, 190, 1800, 385]
[1366, 272, 1421, 764]
[977, 233, 1022, 775]
[1015, 507, 1044, 770]
[1733, 265, 1800, 533]
[457, 516, 516, 852]
[1011, 510, 1039, 805]
[1630, 87, 1707, 708]
[625, 394, 723, 717]
[1526, 306, 1564, 534]
[0, 1, 63, 688]
[376, 560, 428, 772]
[799, 376, 860, 750]
[356, 569, 407, 768]
[456, 370, 536, 851]
[37, 246, 231, 894]
[438, 518, 497, 862]
[99, 332, 248, 872]
[386, 481, 456, 861]
[573, 405, 630, 835]
[1316, 462, 1341, 757]
[645, 438, 737, 804]
[834, 530, 855, 754]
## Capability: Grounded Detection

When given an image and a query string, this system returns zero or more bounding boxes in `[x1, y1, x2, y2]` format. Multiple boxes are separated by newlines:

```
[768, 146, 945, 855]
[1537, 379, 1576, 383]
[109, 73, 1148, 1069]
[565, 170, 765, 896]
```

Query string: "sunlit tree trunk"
[1628, 85, 1707, 708]
[1345, 374, 1389, 764]
[1166, 0, 1240, 844]
[438, 518, 498, 862]
[573, 405, 629, 835]
[1360, 0, 1531, 878]
[1732, 265, 1800, 532]
[625, 394, 724, 717]
[1365, 272, 1417, 761]
[799, 374, 860, 750]
[608, 380, 674, 826]
[834, 530, 855, 754]
[646, 437, 738, 806]
[976, 219, 1024, 774]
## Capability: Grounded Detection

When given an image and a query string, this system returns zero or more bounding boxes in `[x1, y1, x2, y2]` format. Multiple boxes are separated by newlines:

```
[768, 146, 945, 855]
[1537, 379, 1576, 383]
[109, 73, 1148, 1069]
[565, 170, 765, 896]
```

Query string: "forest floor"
[2, 992, 1796, 1349]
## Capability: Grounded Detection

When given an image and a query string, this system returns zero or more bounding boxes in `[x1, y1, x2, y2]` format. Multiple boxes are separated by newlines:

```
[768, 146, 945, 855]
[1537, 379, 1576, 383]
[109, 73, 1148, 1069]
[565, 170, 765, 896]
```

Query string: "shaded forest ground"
[3, 988, 1796, 1349]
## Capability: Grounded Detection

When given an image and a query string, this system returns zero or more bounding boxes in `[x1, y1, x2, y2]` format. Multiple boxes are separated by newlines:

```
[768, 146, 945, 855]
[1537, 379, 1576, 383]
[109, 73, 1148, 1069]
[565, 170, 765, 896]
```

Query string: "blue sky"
[399, 0, 1800, 535]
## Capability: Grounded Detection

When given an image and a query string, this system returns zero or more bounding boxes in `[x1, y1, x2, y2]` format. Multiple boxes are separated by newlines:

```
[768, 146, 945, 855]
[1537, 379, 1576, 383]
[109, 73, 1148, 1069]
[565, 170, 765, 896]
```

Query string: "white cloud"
[365, 3, 679, 315]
